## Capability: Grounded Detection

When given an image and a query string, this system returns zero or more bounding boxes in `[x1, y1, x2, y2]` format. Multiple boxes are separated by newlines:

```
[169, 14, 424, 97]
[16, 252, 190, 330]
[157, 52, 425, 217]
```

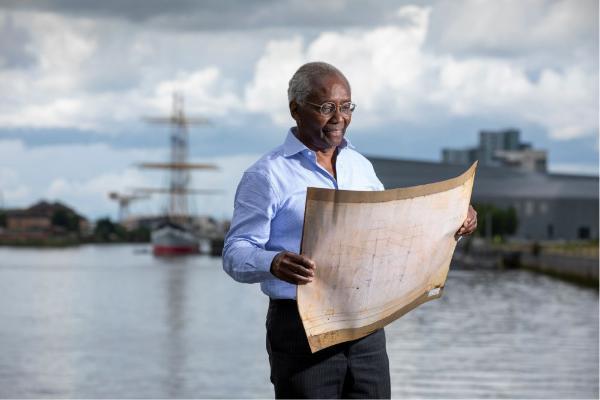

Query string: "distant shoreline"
[0, 237, 150, 248]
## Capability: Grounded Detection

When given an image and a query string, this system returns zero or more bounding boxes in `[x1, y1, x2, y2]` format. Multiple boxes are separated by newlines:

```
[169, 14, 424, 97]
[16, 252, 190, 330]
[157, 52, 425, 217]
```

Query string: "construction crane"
[133, 188, 222, 195]
[108, 192, 150, 222]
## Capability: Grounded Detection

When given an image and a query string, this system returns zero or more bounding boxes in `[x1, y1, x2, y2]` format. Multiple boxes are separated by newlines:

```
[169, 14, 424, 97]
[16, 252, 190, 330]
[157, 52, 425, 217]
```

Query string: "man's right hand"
[270, 251, 316, 285]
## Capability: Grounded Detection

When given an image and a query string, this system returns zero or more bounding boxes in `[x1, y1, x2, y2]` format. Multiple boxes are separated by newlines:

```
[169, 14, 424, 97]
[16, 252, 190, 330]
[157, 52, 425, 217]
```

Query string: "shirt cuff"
[255, 249, 281, 273]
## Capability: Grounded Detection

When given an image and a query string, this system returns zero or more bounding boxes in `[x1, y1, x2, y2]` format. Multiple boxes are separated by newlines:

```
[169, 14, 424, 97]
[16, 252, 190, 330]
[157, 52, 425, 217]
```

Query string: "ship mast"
[139, 92, 219, 224]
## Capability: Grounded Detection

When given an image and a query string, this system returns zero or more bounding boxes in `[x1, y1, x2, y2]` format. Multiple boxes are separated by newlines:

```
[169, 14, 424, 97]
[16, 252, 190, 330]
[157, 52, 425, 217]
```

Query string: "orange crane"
[108, 192, 150, 222]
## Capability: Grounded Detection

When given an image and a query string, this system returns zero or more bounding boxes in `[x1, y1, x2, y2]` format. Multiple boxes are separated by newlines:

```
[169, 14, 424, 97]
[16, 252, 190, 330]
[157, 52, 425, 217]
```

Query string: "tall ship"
[137, 93, 220, 256]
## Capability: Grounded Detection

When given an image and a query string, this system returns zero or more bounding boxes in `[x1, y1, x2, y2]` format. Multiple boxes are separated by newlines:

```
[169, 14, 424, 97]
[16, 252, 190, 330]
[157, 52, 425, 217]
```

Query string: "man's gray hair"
[287, 62, 350, 104]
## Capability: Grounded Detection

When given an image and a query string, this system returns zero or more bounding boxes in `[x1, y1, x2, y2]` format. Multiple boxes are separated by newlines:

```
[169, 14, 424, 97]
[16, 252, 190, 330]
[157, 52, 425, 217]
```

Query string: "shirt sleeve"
[222, 171, 281, 283]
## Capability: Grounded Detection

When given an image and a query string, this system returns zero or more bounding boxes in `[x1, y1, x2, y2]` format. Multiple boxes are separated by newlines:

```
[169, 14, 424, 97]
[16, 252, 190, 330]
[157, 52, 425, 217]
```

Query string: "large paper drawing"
[297, 162, 477, 352]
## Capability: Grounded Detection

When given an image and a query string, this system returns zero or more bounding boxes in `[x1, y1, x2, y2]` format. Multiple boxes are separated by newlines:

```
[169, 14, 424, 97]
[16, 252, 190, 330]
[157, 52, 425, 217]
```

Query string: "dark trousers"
[266, 299, 391, 399]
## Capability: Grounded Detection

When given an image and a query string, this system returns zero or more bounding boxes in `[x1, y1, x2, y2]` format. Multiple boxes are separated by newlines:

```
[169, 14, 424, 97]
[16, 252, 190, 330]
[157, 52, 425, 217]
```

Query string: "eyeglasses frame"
[303, 100, 356, 116]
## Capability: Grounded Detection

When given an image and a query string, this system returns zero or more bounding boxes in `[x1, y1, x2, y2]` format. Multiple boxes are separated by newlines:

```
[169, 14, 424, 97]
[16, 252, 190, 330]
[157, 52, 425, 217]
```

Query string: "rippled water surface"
[0, 245, 597, 398]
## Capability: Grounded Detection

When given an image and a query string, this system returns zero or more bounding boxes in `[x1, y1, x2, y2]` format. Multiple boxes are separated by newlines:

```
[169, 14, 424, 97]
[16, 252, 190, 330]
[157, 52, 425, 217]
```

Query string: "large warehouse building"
[368, 157, 598, 241]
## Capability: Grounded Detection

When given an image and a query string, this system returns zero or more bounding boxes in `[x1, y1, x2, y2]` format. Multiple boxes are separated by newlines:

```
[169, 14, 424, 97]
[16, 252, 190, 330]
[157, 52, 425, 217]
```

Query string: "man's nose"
[329, 106, 343, 122]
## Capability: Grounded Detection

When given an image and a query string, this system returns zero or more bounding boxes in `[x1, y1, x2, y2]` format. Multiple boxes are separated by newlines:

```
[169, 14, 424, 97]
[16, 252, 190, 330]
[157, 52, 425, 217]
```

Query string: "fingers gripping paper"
[297, 162, 477, 353]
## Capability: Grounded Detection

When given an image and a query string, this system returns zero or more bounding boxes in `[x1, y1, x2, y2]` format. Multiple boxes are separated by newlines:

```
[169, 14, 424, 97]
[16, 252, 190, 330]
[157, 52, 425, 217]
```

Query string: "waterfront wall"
[520, 253, 598, 283]
[453, 242, 599, 287]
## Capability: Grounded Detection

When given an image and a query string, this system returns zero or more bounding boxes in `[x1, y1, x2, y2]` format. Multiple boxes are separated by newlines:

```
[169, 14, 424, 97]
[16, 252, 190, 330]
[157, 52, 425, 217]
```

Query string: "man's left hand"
[457, 204, 477, 236]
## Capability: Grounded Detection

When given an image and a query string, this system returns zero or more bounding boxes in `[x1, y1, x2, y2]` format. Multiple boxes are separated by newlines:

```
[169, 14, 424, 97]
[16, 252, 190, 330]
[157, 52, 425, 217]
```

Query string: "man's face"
[291, 73, 352, 151]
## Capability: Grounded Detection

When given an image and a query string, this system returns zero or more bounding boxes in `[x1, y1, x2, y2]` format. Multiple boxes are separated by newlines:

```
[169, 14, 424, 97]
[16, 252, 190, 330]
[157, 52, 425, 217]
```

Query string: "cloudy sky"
[0, 0, 598, 220]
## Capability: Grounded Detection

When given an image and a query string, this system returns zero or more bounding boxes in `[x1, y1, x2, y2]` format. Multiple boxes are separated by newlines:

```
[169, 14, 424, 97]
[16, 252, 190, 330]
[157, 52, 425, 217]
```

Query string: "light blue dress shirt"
[223, 128, 384, 299]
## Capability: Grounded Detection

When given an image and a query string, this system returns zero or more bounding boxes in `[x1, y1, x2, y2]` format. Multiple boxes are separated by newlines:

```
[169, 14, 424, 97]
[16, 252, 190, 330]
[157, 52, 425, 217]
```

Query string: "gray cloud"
[2, 0, 434, 30]
[425, 0, 598, 70]
[0, 14, 36, 69]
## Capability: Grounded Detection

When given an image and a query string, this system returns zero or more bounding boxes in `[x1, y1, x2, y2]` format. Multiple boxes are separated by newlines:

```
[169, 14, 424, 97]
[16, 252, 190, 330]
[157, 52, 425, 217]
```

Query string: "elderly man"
[223, 62, 477, 398]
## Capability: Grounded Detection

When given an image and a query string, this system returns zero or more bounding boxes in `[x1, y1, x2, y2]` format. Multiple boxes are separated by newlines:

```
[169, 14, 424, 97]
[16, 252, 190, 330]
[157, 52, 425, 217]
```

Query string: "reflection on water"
[164, 258, 187, 398]
[0, 245, 597, 398]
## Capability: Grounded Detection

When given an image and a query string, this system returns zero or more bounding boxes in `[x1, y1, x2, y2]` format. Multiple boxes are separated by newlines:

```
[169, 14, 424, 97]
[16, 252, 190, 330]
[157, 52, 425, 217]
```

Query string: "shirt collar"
[282, 127, 355, 157]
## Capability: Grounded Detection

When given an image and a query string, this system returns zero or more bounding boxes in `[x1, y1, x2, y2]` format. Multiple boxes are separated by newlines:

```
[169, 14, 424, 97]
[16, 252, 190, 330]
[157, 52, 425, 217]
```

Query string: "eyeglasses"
[304, 100, 356, 116]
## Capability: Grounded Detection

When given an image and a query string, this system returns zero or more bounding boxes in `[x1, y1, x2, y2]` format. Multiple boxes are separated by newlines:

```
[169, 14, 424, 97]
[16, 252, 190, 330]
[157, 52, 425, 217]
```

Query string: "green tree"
[474, 203, 519, 239]
[128, 226, 151, 242]
[51, 209, 80, 232]
[94, 217, 128, 241]
[94, 217, 115, 241]
[504, 206, 518, 236]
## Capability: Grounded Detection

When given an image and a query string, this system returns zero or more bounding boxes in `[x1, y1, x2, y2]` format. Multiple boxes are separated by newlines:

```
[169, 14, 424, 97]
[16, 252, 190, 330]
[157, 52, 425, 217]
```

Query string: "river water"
[0, 245, 597, 399]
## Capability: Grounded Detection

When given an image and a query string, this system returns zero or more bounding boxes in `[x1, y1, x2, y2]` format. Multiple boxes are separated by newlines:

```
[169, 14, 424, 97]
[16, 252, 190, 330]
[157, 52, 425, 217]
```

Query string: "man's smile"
[321, 128, 344, 143]
[323, 126, 345, 134]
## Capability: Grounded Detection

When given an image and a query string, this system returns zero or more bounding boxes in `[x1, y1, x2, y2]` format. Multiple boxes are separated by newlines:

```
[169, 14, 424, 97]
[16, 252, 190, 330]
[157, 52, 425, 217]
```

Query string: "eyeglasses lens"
[321, 103, 336, 114]
[340, 103, 354, 113]
[320, 102, 355, 115]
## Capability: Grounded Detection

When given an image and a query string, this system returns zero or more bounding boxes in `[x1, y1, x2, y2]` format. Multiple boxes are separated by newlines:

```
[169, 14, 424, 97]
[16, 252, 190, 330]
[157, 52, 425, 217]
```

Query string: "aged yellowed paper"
[297, 162, 477, 353]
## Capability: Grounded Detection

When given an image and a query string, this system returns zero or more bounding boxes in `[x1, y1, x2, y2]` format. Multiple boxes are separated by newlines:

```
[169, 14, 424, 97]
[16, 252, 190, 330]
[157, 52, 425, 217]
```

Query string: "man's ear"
[289, 100, 299, 121]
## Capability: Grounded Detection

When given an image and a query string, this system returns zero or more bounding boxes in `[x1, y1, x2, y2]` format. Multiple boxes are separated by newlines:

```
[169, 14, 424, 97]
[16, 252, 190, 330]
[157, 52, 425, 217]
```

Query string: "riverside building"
[369, 130, 598, 241]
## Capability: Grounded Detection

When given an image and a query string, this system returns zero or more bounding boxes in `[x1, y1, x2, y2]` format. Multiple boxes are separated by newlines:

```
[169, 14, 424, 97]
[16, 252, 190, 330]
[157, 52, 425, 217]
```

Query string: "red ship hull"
[153, 245, 199, 256]
[151, 222, 199, 256]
